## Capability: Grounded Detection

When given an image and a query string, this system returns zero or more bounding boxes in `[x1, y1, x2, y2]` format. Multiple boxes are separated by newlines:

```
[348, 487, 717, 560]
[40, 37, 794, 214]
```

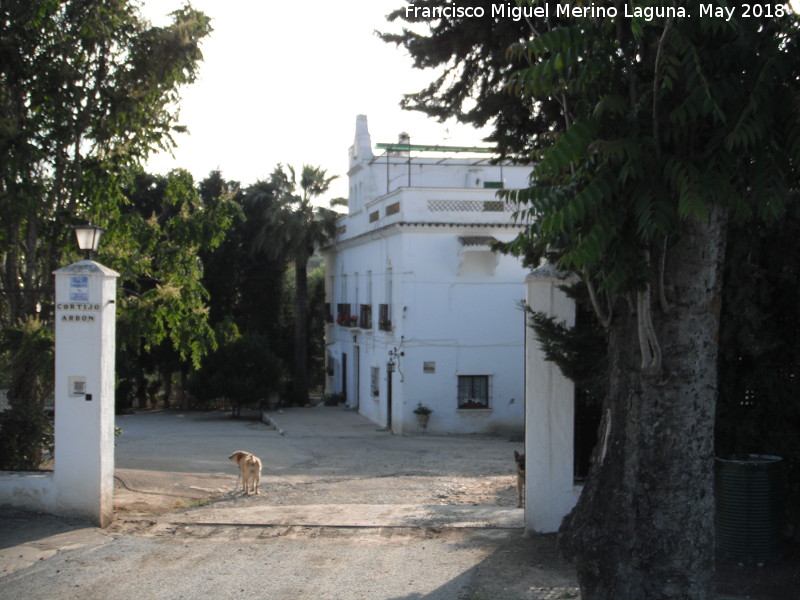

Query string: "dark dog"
[514, 451, 525, 508]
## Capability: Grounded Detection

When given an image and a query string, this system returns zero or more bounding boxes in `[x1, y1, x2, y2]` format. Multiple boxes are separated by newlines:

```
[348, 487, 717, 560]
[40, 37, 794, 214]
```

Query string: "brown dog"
[514, 451, 525, 508]
[228, 450, 262, 495]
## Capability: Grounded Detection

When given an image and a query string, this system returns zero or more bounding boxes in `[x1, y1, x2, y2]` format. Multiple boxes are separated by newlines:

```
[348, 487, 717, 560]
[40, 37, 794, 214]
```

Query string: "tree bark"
[559, 205, 728, 599]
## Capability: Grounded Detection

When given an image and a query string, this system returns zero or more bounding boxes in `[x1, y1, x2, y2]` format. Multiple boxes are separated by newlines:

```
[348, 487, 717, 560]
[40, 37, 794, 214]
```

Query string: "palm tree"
[253, 165, 341, 405]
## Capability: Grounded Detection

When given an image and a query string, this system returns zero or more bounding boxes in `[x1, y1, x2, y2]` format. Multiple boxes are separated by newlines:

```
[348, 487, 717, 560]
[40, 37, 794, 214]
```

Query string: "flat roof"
[375, 143, 495, 154]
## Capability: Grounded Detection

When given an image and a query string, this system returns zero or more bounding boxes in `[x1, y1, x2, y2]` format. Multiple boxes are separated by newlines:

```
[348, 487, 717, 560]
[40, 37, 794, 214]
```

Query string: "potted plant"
[413, 404, 432, 431]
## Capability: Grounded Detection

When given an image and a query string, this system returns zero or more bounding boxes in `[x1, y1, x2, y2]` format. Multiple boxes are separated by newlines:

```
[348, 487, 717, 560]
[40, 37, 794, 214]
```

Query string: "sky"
[139, 0, 490, 201]
[140, 0, 800, 202]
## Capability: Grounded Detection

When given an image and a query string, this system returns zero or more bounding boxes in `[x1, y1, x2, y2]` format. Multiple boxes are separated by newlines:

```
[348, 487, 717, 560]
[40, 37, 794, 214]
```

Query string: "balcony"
[359, 304, 372, 329]
[378, 304, 392, 332]
[336, 303, 356, 327]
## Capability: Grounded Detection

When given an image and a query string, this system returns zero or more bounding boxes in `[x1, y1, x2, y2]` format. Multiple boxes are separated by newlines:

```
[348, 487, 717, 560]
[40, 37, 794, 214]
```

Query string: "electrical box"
[68, 376, 86, 397]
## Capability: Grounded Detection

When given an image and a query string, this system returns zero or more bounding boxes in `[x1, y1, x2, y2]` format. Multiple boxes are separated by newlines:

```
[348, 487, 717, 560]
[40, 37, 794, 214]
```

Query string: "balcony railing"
[336, 303, 356, 327]
[359, 304, 372, 329]
[378, 304, 392, 332]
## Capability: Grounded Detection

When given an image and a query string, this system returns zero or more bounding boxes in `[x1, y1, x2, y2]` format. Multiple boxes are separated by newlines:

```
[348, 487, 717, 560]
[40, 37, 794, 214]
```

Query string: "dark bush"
[188, 333, 283, 416]
[0, 318, 54, 470]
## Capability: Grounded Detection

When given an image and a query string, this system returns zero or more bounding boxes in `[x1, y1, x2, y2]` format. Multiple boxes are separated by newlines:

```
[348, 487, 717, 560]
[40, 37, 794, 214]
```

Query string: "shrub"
[188, 333, 283, 416]
[0, 318, 54, 470]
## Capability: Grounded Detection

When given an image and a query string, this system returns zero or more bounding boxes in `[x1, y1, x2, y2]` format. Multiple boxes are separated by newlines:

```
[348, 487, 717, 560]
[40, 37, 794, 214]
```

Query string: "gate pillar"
[53, 260, 119, 527]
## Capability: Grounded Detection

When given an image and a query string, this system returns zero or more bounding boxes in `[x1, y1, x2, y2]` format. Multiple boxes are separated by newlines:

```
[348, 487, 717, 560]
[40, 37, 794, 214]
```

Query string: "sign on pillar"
[53, 259, 119, 527]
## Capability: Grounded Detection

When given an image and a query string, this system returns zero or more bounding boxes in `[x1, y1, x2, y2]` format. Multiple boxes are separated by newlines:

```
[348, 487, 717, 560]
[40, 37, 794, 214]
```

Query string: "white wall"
[325, 115, 532, 435]
[325, 220, 528, 435]
[524, 265, 582, 533]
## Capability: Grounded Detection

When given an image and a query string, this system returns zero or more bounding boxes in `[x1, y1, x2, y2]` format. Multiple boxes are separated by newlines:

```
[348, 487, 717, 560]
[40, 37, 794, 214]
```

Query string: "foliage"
[0, 317, 54, 470]
[717, 201, 800, 521]
[251, 165, 341, 404]
[187, 333, 283, 416]
[307, 265, 329, 391]
[521, 284, 606, 403]
[252, 165, 340, 263]
[0, 0, 213, 419]
[386, 1, 800, 595]
[502, 8, 800, 306]
[0, 0, 212, 327]
[380, 0, 563, 158]
[322, 392, 345, 406]
[108, 170, 240, 371]
[201, 174, 287, 339]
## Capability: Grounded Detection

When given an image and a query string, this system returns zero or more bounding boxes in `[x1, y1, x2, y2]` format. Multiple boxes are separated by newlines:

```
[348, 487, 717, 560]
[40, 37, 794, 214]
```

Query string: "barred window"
[458, 375, 489, 409]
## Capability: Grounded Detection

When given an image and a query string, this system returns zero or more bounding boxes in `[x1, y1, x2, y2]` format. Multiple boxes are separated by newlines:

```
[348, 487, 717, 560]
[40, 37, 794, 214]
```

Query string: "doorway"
[353, 346, 360, 411]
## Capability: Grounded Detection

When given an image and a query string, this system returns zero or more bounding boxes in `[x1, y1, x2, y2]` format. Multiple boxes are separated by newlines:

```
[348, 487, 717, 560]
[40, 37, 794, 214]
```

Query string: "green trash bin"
[715, 454, 784, 564]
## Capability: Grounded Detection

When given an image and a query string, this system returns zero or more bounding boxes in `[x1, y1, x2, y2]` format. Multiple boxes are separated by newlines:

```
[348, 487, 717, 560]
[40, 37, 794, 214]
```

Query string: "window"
[359, 304, 372, 329]
[371, 367, 380, 397]
[458, 376, 489, 409]
[336, 303, 354, 326]
[378, 304, 392, 331]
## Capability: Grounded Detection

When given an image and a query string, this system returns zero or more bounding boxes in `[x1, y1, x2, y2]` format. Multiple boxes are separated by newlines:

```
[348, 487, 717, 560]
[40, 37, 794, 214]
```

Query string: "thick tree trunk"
[559, 206, 728, 599]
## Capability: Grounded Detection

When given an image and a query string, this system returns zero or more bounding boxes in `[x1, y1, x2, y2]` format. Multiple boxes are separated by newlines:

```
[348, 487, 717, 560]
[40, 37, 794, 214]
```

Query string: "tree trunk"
[136, 366, 148, 411]
[293, 257, 309, 405]
[559, 205, 728, 599]
[161, 368, 173, 410]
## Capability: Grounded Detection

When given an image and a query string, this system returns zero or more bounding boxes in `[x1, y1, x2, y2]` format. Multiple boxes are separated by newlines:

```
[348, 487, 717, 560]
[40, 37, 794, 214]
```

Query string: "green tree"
[500, 7, 800, 598]
[717, 202, 800, 531]
[0, 0, 212, 326]
[187, 332, 283, 417]
[380, 0, 564, 158]
[386, 1, 800, 597]
[252, 165, 341, 405]
[0, 318, 53, 469]
[0, 0, 211, 439]
[109, 170, 239, 411]
[208, 177, 291, 339]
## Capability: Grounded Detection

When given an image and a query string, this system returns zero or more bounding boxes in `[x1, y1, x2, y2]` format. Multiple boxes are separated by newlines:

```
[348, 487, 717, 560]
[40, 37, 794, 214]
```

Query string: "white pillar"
[53, 260, 118, 527]
[524, 264, 581, 533]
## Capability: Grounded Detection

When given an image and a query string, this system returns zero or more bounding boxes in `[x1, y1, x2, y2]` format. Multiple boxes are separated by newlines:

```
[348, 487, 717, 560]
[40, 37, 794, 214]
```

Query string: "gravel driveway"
[4, 408, 790, 599]
[1, 407, 581, 600]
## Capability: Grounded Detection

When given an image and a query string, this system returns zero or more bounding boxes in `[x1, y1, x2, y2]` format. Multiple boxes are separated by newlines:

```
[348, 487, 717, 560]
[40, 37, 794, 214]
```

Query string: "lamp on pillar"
[74, 224, 104, 259]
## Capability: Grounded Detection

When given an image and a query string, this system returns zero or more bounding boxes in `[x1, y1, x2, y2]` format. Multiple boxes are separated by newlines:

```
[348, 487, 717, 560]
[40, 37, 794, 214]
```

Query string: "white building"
[323, 115, 533, 435]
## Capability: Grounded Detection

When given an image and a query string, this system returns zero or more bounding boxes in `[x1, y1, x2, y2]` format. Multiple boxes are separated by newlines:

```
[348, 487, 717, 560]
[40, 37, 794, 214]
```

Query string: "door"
[353, 346, 360, 410]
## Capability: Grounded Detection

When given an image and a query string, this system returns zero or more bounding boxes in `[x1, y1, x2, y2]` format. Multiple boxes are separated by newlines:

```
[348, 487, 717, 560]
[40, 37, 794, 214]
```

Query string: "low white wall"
[0, 472, 57, 514]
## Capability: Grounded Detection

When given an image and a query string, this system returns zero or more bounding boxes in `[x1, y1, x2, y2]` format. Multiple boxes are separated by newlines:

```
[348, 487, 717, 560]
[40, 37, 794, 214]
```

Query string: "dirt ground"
[106, 409, 798, 600]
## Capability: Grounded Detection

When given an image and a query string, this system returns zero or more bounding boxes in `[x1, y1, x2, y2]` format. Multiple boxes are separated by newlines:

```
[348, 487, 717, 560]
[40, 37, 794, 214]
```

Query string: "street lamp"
[74, 224, 104, 259]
